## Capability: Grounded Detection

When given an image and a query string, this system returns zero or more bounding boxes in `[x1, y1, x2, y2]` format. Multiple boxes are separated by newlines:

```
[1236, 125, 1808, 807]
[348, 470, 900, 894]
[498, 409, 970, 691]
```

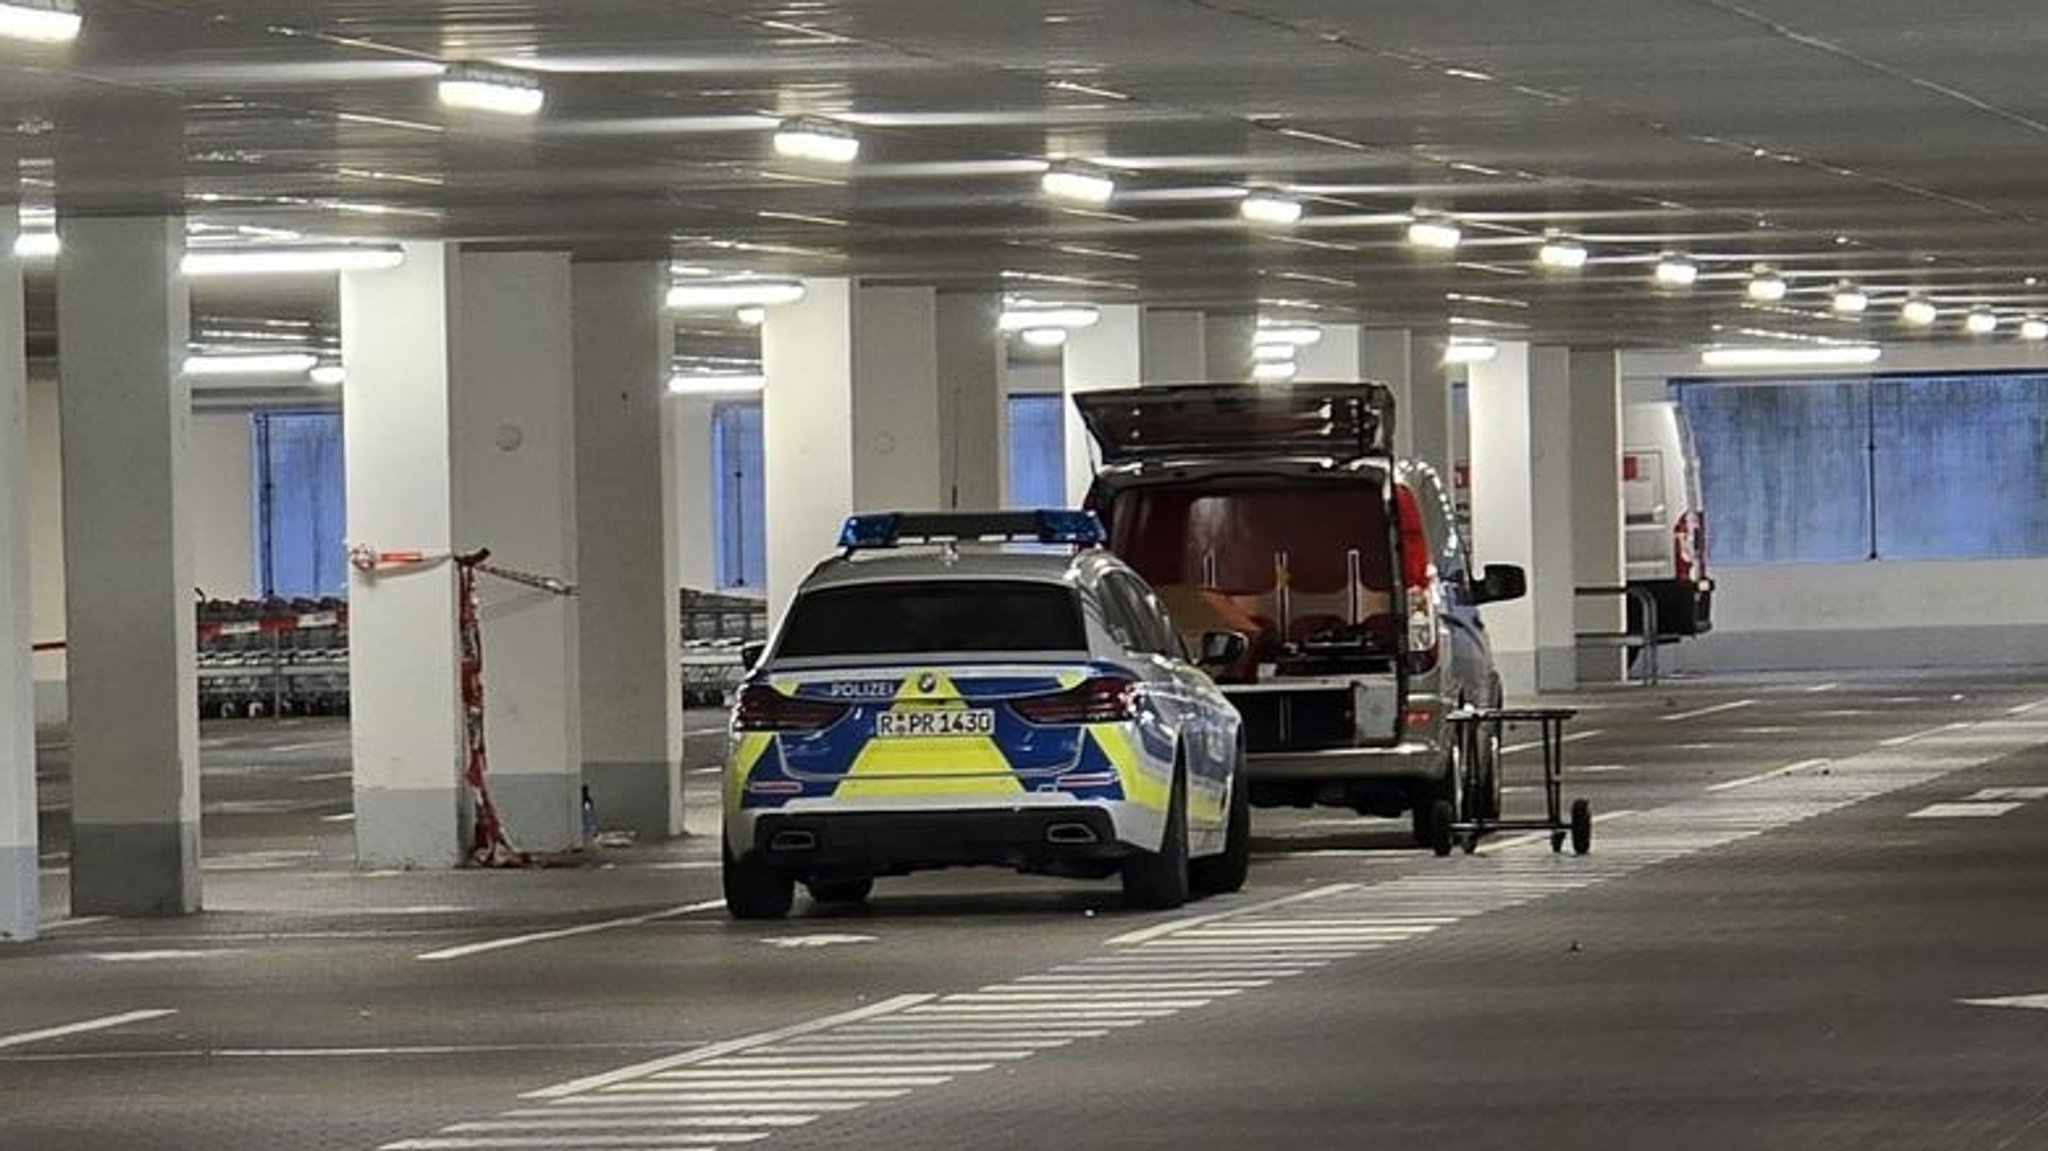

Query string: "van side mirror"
[739, 641, 766, 671]
[1473, 564, 1527, 605]
[1196, 630, 1248, 669]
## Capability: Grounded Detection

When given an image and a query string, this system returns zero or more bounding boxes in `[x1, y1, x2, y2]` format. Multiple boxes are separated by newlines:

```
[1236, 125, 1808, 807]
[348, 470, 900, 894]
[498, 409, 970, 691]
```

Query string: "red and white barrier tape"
[353, 542, 577, 867]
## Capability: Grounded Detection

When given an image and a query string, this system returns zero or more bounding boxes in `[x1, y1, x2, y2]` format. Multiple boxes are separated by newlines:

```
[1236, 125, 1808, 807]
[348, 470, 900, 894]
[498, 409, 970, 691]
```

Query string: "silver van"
[1076, 383, 1525, 848]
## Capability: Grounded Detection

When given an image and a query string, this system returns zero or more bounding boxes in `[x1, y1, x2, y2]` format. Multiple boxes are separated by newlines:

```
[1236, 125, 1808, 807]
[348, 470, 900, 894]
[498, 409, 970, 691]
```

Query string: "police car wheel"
[722, 837, 794, 920]
[805, 877, 874, 905]
[1123, 768, 1191, 910]
[1189, 755, 1250, 897]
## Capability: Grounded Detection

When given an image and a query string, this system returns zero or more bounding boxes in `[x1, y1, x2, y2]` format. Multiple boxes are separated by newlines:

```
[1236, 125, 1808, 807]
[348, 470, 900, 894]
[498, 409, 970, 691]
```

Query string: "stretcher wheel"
[1427, 799, 1454, 857]
[1569, 799, 1593, 856]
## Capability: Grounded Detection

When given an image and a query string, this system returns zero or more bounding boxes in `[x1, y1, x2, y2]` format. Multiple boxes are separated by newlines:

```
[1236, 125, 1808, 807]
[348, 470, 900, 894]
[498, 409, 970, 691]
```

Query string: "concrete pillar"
[190, 412, 254, 599]
[1298, 323, 1362, 382]
[936, 292, 1002, 511]
[666, 397, 718, 593]
[1203, 311, 1257, 383]
[1468, 342, 1576, 697]
[27, 374, 64, 727]
[343, 243, 462, 867]
[1362, 328, 1416, 452]
[345, 245, 584, 862]
[1, 216, 35, 939]
[574, 261, 681, 840]
[1141, 309, 1206, 383]
[450, 252, 581, 853]
[762, 280, 940, 622]
[57, 216, 199, 915]
[1061, 303, 1142, 504]
[1571, 350, 1628, 683]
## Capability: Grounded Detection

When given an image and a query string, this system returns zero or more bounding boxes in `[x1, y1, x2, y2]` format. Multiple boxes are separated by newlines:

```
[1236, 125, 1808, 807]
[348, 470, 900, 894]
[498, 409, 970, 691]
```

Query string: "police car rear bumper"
[739, 806, 1129, 870]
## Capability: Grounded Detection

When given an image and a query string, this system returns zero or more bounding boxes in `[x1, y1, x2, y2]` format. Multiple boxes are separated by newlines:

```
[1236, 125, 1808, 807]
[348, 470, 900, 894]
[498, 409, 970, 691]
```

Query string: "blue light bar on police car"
[838, 510, 1105, 552]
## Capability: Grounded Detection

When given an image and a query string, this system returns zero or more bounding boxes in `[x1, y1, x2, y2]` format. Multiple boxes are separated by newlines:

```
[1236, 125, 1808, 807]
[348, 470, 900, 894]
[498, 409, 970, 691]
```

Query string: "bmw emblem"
[917, 672, 938, 693]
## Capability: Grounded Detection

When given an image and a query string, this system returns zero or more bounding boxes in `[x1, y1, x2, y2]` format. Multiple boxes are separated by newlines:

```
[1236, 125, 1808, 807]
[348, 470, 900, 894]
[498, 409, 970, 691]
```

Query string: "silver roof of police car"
[797, 545, 1119, 594]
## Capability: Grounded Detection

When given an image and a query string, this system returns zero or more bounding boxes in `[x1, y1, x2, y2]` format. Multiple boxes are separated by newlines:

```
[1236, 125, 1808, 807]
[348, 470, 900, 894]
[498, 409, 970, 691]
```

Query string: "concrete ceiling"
[13, 0, 2048, 358]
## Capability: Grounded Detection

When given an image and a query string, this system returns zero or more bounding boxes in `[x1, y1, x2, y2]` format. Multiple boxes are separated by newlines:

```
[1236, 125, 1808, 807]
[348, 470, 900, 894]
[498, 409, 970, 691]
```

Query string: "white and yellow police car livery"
[721, 510, 1248, 919]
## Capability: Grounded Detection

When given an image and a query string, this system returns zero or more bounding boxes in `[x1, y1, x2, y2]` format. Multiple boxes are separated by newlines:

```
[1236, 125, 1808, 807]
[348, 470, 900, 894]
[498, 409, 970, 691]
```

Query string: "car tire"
[805, 877, 874, 905]
[1189, 752, 1250, 897]
[1410, 739, 1465, 846]
[1123, 768, 1191, 910]
[722, 835, 794, 920]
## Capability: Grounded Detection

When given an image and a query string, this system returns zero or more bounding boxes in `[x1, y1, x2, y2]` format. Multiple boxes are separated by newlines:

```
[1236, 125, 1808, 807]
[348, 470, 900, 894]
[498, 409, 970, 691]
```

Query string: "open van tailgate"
[1075, 383, 1396, 466]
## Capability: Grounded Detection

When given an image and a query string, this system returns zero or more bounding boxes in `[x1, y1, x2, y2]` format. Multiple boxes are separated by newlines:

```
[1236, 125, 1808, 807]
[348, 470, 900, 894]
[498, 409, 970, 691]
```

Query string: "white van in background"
[1623, 400, 1713, 638]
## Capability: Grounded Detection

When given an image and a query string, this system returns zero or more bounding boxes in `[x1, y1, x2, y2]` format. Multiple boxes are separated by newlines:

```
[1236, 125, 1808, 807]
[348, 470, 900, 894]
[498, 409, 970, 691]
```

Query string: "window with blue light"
[711, 401, 767, 589]
[1006, 394, 1066, 508]
[1675, 372, 2048, 563]
[251, 411, 347, 598]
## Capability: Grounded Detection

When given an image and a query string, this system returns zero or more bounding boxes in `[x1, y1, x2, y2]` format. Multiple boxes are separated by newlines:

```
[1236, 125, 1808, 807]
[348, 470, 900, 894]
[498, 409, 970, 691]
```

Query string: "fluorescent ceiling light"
[0, 0, 80, 44]
[12, 230, 58, 260]
[1406, 219, 1462, 250]
[183, 352, 321, 377]
[1900, 298, 1938, 327]
[1699, 346, 1882, 368]
[1965, 308, 1999, 335]
[665, 279, 806, 310]
[1018, 327, 1069, 349]
[1538, 239, 1588, 270]
[772, 117, 860, 164]
[998, 304, 1100, 332]
[181, 245, 406, 276]
[1654, 256, 1699, 288]
[1831, 285, 1869, 315]
[1252, 360, 1297, 383]
[1040, 164, 1116, 206]
[437, 65, 545, 117]
[1443, 340, 1499, 365]
[1746, 270, 1788, 303]
[736, 306, 767, 327]
[666, 373, 766, 397]
[309, 364, 347, 387]
[1239, 192, 1303, 226]
[2021, 318, 2048, 342]
[1254, 322, 1323, 347]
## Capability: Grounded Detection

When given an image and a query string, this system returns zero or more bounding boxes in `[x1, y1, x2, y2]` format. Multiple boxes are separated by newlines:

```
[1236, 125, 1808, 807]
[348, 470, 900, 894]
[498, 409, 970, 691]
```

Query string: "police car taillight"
[1012, 677, 1140, 725]
[733, 685, 848, 732]
[1393, 482, 1442, 674]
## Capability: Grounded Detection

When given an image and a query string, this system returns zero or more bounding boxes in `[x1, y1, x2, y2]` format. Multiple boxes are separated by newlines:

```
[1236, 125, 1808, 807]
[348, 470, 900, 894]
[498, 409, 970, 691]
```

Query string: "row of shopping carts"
[195, 589, 768, 718]
[196, 597, 351, 719]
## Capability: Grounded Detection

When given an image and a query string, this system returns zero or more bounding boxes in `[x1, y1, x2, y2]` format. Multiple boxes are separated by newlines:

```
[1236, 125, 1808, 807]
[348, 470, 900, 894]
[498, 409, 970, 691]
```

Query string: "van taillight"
[1674, 511, 1705, 583]
[1393, 483, 1441, 673]
[733, 685, 848, 732]
[1012, 677, 1140, 725]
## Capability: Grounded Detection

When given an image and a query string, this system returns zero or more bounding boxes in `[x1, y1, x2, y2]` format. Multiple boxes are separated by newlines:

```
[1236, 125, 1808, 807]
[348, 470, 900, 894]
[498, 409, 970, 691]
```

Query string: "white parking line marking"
[1880, 722, 1973, 747]
[0, 1009, 177, 1051]
[36, 916, 109, 932]
[1103, 882, 1356, 946]
[1964, 787, 2048, 802]
[1805, 681, 1839, 693]
[1908, 802, 2021, 819]
[1502, 729, 1603, 755]
[1661, 699, 1754, 723]
[525, 995, 932, 1100]
[1490, 808, 1639, 850]
[417, 900, 724, 962]
[387, 1137, 767, 1149]
[1707, 758, 1830, 793]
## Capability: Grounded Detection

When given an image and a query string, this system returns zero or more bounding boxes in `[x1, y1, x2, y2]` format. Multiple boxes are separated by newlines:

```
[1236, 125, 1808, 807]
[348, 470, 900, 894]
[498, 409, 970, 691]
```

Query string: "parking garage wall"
[1624, 345, 2048, 672]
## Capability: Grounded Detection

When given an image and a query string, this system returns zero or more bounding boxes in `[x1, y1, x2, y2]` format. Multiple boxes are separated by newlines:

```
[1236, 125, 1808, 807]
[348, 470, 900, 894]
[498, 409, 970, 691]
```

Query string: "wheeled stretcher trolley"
[1441, 706, 1592, 856]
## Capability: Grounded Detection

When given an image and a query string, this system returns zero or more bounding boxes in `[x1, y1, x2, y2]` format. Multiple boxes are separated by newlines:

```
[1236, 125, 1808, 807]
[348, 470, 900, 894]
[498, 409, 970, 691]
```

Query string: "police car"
[721, 510, 1249, 919]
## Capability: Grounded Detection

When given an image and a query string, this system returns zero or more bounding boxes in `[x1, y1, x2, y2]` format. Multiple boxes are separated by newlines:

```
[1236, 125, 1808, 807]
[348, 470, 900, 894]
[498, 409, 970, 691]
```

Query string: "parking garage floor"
[8, 669, 2048, 1150]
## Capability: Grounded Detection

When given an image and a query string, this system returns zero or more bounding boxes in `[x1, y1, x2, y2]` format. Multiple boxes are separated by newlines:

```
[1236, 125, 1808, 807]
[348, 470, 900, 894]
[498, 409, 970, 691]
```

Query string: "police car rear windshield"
[775, 581, 1087, 658]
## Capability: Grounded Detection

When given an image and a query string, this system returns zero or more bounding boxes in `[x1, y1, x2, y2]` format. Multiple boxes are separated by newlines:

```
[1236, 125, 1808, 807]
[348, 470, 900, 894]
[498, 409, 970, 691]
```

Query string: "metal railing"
[1573, 584, 1659, 685]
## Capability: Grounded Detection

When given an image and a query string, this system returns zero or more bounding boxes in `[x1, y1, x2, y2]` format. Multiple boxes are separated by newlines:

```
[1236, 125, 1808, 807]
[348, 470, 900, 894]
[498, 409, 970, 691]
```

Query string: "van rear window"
[775, 581, 1086, 658]
[1107, 479, 1394, 593]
